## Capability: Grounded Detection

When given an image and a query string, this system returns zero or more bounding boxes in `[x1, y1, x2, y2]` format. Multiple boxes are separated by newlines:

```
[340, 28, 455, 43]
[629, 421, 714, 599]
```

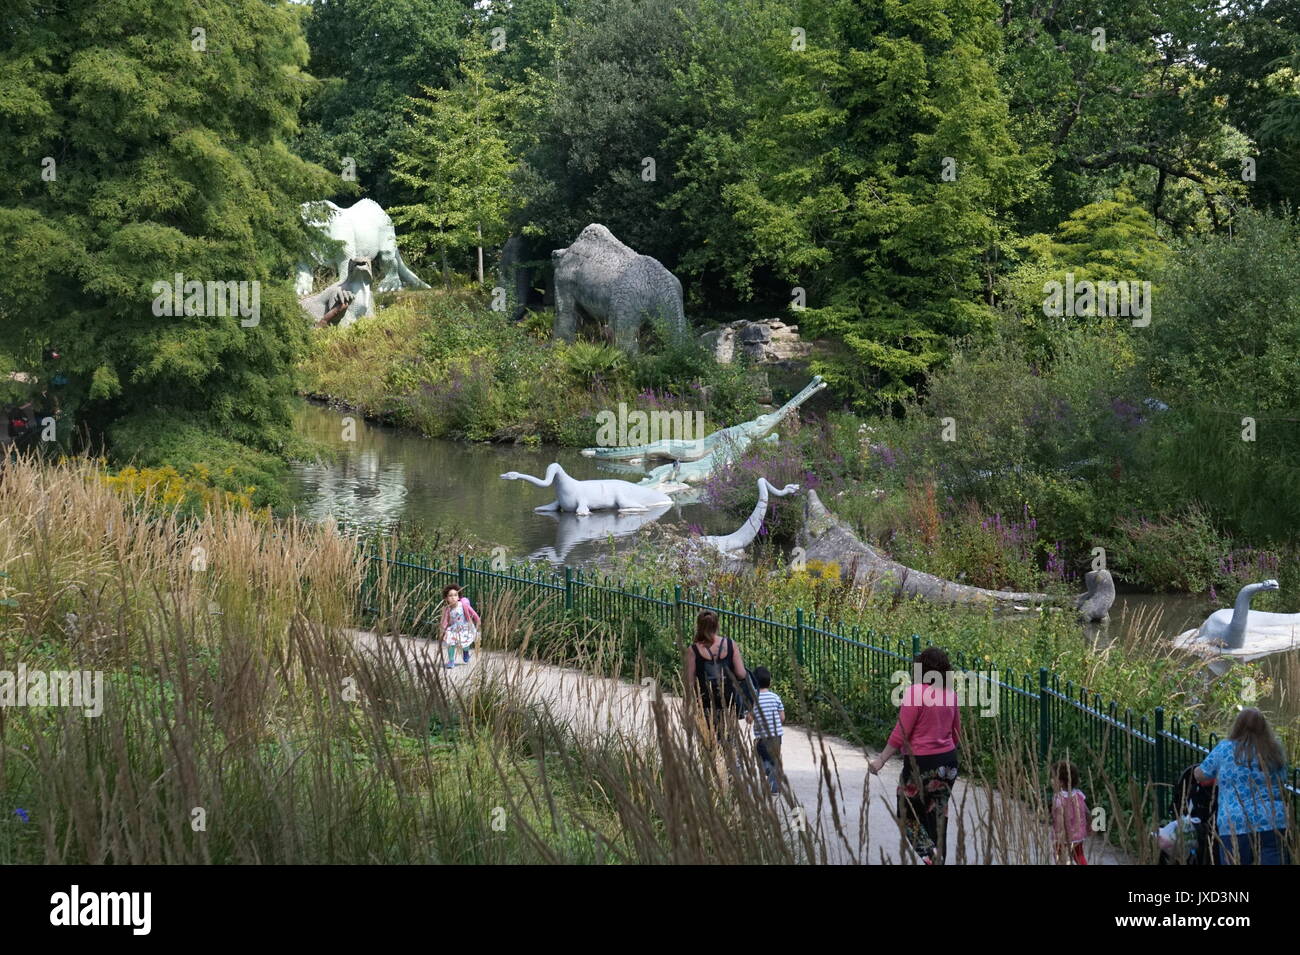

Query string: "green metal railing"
[358, 549, 1300, 816]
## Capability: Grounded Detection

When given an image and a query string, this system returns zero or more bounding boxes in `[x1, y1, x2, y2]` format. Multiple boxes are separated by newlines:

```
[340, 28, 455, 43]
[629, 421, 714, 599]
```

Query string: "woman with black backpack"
[684, 610, 754, 739]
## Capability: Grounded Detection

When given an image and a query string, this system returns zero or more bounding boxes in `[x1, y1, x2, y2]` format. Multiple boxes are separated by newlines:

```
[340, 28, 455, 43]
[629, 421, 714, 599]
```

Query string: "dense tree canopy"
[5, 0, 1300, 516]
[0, 0, 336, 498]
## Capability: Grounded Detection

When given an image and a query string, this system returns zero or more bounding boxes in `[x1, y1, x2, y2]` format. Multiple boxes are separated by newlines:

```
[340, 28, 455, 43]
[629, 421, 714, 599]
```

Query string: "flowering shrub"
[888, 495, 1054, 593]
[700, 439, 820, 542]
[1103, 505, 1228, 593]
[102, 465, 254, 514]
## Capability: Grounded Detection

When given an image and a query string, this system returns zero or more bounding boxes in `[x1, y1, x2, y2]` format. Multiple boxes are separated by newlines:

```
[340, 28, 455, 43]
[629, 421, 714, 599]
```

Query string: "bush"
[108, 411, 292, 509]
[1103, 505, 1229, 593]
[102, 465, 256, 515]
[561, 341, 627, 388]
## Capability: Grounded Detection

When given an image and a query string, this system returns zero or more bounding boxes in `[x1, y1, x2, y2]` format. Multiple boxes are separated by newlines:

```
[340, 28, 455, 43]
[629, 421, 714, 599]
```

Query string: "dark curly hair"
[915, 646, 951, 677]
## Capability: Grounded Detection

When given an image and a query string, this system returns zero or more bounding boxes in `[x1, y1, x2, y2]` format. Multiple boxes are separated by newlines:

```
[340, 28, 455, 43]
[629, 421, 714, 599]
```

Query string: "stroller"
[1157, 764, 1217, 865]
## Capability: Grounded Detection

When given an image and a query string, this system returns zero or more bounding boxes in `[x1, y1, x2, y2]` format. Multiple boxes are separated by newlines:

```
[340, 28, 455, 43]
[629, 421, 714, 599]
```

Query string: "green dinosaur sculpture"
[590, 376, 826, 492]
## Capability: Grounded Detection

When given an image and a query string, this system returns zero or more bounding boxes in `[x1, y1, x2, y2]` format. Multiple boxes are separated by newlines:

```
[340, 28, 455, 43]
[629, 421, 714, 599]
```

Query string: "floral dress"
[443, 604, 477, 648]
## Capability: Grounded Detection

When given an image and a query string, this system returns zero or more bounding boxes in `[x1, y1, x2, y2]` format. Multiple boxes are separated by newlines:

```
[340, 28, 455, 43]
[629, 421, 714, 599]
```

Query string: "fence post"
[457, 554, 465, 584]
[911, 633, 920, 660]
[564, 565, 573, 613]
[795, 607, 805, 670]
[1154, 706, 1166, 787]
[1038, 667, 1050, 765]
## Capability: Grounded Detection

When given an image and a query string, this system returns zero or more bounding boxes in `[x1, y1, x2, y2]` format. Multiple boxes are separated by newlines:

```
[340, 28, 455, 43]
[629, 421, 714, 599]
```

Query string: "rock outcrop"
[700, 319, 811, 365]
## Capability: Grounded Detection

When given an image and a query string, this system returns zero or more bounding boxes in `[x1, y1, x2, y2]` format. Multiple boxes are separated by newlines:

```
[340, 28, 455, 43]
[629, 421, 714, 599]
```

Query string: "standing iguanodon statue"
[296, 199, 430, 296]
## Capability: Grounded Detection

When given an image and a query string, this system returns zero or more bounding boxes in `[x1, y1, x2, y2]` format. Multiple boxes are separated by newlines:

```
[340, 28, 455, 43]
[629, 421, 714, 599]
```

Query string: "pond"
[287, 398, 735, 565]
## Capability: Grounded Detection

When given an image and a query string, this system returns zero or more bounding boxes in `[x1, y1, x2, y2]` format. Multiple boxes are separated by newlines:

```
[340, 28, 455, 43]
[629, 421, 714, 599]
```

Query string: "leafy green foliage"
[562, 342, 626, 387]
[390, 42, 521, 281]
[297, 0, 477, 208]
[0, 0, 336, 485]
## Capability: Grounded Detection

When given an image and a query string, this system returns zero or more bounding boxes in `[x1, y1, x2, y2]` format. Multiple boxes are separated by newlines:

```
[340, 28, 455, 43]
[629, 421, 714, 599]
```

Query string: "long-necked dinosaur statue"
[701, 478, 800, 557]
[500, 463, 672, 515]
[583, 375, 826, 469]
[797, 489, 1114, 618]
[1174, 579, 1300, 662]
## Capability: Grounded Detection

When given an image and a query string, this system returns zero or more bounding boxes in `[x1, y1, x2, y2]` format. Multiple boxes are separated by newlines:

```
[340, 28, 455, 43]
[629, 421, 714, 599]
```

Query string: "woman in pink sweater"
[868, 647, 962, 864]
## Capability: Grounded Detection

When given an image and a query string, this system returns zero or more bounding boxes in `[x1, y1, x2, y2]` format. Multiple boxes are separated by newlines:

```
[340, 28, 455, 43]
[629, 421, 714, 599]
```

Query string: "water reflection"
[530, 505, 674, 563]
[287, 400, 730, 565]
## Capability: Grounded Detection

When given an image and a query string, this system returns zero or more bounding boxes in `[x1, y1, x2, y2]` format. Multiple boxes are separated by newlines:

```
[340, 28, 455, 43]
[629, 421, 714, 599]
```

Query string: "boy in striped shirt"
[747, 667, 784, 795]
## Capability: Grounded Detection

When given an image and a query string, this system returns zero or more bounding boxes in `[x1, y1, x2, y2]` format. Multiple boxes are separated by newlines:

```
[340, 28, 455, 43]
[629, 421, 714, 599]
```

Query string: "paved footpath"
[352, 630, 1126, 864]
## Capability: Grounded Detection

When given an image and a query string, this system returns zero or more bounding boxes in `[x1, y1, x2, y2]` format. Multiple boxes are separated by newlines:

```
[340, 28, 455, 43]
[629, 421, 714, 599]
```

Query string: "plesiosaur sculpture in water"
[1174, 579, 1300, 662]
[701, 478, 800, 557]
[581, 376, 828, 492]
[501, 463, 673, 515]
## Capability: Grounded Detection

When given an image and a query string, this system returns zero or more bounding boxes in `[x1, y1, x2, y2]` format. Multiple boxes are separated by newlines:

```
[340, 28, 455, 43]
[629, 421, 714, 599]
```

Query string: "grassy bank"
[298, 287, 763, 446]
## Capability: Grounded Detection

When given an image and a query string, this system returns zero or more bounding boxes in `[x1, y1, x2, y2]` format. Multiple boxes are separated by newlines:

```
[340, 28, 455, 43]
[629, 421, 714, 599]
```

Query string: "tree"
[0, 0, 336, 501]
[1139, 209, 1300, 539]
[1001, 190, 1170, 354]
[511, 0, 699, 260]
[389, 41, 521, 283]
[999, 0, 1253, 233]
[297, 0, 478, 209]
[666, 0, 1038, 407]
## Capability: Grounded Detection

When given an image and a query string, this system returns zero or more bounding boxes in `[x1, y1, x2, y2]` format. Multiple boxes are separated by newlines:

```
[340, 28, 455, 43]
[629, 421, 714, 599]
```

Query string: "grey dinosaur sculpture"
[299, 257, 374, 326]
[501, 463, 673, 515]
[1174, 579, 1300, 661]
[797, 489, 1116, 617]
[1074, 569, 1116, 623]
[635, 378, 828, 491]
[552, 224, 687, 353]
[296, 199, 429, 296]
[701, 479, 800, 557]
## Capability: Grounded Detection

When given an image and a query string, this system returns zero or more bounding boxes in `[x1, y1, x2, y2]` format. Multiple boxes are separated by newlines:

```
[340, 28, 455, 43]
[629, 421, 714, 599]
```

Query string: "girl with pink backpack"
[439, 584, 480, 668]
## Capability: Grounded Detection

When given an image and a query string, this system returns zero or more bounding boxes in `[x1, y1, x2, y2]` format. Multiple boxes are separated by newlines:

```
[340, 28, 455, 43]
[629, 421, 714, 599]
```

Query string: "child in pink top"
[1051, 760, 1089, 865]
[439, 584, 481, 668]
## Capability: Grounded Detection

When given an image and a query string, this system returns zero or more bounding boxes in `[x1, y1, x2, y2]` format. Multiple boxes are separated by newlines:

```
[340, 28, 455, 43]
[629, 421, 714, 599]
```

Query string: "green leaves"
[390, 43, 521, 278]
[1, 0, 336, 473]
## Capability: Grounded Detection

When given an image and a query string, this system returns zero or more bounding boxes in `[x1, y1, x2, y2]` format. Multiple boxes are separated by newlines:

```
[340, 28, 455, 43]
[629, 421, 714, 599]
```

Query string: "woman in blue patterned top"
[1194, 708, 1291, 865]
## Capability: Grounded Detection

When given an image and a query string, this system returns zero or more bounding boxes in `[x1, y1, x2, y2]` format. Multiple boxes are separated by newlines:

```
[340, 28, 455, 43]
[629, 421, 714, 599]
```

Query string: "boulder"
[701, 319, 812, 365]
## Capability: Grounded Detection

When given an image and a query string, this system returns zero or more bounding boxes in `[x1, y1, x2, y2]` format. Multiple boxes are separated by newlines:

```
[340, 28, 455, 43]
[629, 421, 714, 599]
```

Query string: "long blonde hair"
[1228, 707, 1285, 772]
